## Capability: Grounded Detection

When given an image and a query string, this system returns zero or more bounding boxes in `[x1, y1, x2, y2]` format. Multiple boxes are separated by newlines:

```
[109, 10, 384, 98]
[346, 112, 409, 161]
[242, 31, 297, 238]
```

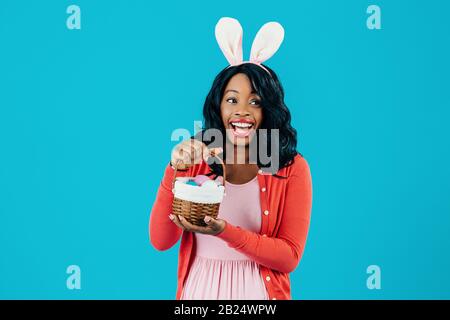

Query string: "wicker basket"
[171, 150, 226, 227]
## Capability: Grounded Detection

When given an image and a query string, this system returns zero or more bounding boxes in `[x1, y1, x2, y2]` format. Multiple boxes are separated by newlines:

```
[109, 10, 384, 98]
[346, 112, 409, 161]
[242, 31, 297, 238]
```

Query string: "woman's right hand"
[170, 139, 210, 170]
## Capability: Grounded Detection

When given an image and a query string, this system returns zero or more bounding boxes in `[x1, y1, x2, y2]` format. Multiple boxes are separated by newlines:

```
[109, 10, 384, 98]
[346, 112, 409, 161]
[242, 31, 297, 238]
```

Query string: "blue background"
[1, 0, 449, 299]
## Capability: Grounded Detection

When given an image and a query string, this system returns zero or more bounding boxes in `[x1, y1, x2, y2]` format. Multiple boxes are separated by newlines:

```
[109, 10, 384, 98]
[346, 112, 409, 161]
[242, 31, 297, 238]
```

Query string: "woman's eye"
[226, 97, 237, 104]
[250, 100, 261, 106]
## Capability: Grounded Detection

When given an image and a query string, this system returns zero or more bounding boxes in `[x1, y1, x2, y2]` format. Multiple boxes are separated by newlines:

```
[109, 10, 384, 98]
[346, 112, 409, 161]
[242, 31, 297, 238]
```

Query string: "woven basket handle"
[171, 149, 226, 192]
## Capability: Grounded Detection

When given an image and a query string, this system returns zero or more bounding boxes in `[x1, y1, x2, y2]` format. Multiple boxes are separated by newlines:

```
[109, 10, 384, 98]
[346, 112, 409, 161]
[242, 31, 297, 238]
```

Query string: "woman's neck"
[223, 142, 260, 184]
[225, 141, 253, 165]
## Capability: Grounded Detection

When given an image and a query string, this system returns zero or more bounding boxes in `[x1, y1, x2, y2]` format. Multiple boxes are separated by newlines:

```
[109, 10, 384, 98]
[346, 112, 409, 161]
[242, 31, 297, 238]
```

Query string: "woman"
[149, 17, 313, 300]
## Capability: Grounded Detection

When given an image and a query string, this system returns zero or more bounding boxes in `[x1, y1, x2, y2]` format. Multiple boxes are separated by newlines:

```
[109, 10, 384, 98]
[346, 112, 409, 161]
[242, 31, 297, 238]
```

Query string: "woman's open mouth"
[229, 120, 256, 138]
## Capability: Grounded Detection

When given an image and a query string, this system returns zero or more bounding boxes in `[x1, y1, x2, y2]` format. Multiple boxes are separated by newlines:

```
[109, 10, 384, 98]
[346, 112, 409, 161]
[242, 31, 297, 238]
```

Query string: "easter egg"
[193, 175, 211, 186]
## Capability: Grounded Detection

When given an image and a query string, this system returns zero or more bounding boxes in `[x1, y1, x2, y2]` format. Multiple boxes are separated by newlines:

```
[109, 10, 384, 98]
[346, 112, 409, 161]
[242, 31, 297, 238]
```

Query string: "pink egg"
[193, 175, 211, 186]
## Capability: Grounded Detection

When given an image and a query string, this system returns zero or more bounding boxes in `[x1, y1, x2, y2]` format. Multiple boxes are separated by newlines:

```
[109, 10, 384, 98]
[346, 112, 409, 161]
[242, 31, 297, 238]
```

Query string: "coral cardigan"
[149, 153, 313, 300]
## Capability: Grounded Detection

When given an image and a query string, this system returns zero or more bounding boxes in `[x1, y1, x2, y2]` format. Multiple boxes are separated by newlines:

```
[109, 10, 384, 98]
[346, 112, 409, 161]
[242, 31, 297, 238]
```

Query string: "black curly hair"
[193, 62, 302, 178]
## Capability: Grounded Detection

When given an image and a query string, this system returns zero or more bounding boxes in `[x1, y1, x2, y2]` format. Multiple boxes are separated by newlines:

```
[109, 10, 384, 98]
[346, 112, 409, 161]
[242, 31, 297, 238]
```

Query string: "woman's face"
[220, 73, 263, 146]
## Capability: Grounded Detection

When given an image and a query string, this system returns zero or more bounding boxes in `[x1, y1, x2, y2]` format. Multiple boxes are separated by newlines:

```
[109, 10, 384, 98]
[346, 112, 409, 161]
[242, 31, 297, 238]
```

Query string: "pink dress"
[180, 175, 269, 300]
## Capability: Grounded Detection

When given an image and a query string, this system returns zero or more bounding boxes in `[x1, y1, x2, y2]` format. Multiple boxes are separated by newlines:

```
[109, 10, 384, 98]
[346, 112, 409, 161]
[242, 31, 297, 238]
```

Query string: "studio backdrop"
[1, 0, 449, 299]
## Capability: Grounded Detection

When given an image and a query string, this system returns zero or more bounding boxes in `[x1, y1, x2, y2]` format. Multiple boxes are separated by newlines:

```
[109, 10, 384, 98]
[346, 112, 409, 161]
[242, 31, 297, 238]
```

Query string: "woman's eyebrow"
[224, 89, 239, 94]
[224, 89, 258, 95]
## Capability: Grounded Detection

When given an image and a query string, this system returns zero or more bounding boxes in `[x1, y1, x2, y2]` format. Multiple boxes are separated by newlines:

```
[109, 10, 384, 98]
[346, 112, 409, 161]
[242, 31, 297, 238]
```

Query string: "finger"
[191, 142, 204, 164]
[204, 147, 224, 163]
[209, 147, 223, 157]
[202, 144, 210, 162]
[189, 142, 196, 164]
[192, 141, 208, 164]
[204, 216, 222, 230]
[171, 146, 186, 168]
[171, 145, 183, 166]
[173, 157, 186, 169]
[187, 139, 207, 163]
[181, 141, 198, 164]
[178, 149, 192, 167]
[178, 215, 209, 234]
[177, 215, 198, 231]
[170, 214, 186, 230]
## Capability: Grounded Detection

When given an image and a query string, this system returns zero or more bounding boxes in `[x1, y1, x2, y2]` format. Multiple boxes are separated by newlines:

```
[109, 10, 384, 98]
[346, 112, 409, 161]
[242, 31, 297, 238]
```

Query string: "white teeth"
[231, 122, 253, 128]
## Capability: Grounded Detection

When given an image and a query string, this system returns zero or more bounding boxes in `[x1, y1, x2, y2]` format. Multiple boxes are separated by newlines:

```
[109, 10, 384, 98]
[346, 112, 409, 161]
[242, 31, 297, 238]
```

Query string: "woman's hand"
[170, 139, 223, 170]
[171, 139, 209, 170]
[169, 214, 226, 236]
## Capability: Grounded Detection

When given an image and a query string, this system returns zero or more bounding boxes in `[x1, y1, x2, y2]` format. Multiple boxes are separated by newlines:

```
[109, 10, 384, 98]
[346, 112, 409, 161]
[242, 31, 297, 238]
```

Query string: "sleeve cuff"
[215, 221, 244, 247]
[162, 162, 189, 190]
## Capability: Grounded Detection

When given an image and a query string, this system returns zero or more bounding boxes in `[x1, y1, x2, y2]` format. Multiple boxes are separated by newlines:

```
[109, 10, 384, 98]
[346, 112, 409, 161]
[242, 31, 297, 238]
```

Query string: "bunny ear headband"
[215, 17, 285, 75]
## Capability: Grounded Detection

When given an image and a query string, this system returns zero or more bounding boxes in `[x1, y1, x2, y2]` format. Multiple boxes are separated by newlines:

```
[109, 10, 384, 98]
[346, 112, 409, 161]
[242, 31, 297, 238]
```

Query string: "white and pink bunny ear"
[249, 22, 284, 64]
[215, 17, 243, 66]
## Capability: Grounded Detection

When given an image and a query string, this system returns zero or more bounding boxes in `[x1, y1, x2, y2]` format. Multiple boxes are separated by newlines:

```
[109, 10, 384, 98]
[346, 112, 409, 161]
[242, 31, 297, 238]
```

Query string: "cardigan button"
[272, 297, 277, 300]
[263, 210, 269, 216]
[258, 169, 263, 174]
[266, 276, 271, 282]
[262, 234, 267, 237]
[261, 187, 266, 192]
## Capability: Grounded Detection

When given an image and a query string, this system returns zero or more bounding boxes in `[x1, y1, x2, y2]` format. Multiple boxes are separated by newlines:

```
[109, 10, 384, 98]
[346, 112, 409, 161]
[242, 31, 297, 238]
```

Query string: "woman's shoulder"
[277, 153, 311, 178]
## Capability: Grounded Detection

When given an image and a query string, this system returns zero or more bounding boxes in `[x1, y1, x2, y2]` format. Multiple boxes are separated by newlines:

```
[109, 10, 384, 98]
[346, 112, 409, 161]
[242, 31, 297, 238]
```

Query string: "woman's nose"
[233, 110, 251, 117]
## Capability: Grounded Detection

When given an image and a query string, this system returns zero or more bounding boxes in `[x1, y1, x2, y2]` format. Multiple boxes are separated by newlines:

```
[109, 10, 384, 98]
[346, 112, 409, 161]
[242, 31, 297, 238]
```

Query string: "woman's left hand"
[169, 214, 226, 235]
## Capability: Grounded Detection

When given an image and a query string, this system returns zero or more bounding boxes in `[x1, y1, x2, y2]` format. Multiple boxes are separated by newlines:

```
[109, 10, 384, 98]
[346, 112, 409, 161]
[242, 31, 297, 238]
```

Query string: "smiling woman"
[149, 17, 313, 300]
[221, 74, 263, 145]
[222, 79, 261, 137]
